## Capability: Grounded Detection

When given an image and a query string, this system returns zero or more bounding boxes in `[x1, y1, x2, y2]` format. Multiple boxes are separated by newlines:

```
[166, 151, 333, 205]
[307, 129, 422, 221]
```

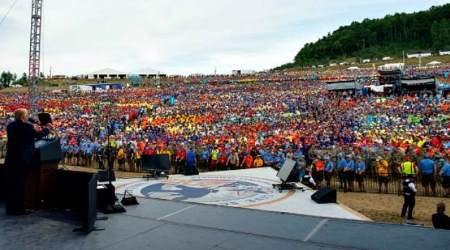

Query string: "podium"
[25, 138, 62, 210]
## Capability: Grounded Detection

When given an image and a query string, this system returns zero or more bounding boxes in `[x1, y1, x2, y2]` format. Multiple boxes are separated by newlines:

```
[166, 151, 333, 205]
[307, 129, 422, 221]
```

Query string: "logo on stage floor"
[122, 175, 290, 207]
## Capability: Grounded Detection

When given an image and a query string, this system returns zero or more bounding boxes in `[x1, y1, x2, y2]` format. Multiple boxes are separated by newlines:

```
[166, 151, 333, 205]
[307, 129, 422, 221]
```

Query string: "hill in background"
[277, 4, 450, 70]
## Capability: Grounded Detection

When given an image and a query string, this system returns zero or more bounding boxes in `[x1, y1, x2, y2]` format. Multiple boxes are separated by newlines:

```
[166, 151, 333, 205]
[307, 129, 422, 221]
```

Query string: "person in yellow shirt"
[253, 155, 264, 168]
[117, 147, 126, 171]
[401, 155, 417, 177]
[376, 156, 389, 193]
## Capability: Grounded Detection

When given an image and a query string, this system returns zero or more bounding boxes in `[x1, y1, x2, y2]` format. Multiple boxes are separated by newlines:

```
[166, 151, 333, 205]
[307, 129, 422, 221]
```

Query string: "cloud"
[0, 0, 448, 75]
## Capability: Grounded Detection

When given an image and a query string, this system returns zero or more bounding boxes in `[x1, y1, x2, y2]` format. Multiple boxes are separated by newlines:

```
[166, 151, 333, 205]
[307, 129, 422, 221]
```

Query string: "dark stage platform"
[0, 198, 449, 250]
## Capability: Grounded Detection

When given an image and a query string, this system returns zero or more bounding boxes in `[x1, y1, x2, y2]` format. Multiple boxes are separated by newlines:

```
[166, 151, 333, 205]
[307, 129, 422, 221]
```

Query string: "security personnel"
[401, 175, 417, 220]
[401, 155, 417, 177]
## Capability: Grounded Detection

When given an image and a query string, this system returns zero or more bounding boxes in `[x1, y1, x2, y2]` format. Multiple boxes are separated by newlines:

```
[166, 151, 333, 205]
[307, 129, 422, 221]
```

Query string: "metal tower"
[28, 0, 43, 114]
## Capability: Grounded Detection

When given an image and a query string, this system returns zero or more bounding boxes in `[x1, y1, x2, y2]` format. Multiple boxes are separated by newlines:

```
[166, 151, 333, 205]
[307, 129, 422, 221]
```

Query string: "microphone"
[28, 117, 39, 124]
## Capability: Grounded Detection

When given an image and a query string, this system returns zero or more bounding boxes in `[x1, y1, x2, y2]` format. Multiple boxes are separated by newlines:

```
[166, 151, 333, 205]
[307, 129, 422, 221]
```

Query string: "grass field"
[338, 192, 450, 227]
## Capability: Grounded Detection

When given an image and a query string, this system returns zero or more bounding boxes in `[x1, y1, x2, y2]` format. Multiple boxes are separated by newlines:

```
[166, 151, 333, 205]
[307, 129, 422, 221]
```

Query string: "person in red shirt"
[175, 146, 186, 174]
[218, 151, 227, 171]
[241, 154, 254, 169]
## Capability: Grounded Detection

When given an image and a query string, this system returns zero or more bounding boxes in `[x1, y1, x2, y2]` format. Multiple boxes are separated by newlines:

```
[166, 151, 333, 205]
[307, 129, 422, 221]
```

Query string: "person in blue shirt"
[419, 155, 437, 195]
[337, 153, 347, 190]
[185, 148, 198, 175]
[324, 156, 334, 188]
[355, 156, 366, 192]
[440, 157, 450, 197]
[345, 155, 355, 192]
[199, 147, 210, 172]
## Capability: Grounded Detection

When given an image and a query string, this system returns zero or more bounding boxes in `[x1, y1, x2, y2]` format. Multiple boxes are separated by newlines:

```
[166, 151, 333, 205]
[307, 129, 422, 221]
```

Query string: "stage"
[1, 167, 449, 249]
[115, 168, 366, 221]
[1, 197, 449, 250]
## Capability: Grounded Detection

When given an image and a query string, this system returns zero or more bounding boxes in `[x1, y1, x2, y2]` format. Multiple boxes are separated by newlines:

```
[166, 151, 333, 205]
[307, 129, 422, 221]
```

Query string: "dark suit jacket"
[5, 120, 49, 169]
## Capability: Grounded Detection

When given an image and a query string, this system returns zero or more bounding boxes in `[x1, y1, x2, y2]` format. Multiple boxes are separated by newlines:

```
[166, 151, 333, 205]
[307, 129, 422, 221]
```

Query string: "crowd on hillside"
[1, 67, 450, 196]
[165, 63, 450, 85]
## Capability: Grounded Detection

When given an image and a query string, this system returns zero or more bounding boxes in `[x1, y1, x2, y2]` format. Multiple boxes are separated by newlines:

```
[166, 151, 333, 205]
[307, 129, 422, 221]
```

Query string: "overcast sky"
[0, 0, 448, 75]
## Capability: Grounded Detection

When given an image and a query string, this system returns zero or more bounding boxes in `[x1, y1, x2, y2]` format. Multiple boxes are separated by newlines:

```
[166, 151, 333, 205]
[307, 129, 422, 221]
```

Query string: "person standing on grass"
[324, 155, 334, 188]
[376, 156, 389, 193]
[440, 156, 450, 197]
[337, 153, 347, 190]
[401, 175, 417, 220]
[355, 156, 366, 192]
[419, 154, 437, 196]
[344, 155, 355, 192]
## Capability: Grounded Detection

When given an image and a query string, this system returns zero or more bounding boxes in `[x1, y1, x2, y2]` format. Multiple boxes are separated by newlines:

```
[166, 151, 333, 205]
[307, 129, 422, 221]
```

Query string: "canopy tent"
[132, 68, 166, 78]
[426, 61, 442, 66]
[347, 66, 359, 70]
[87, 68, 126, 80]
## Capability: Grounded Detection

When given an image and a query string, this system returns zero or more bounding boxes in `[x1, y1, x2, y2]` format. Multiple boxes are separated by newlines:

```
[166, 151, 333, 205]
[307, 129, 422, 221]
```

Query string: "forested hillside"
[278, 4, 450, 69]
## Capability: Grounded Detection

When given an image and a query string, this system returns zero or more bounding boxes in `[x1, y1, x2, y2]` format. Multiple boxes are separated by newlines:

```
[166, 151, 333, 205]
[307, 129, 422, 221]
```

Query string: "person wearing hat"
[253, 155, 264, 168]
[355, 156, 366, 192]
[376, 156, 389, 193]
[337, 152, 347, 191]
[401, 174, 417, 220]
[324, 155, 334, 188]
[401, 155, 417, 177]
[344, 154, 355, 192]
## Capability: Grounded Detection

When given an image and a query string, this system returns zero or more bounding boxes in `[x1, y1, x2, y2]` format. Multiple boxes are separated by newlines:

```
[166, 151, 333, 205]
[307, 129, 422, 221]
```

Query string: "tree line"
[277, 4, 450, 69]
[0, 71, 28, 88]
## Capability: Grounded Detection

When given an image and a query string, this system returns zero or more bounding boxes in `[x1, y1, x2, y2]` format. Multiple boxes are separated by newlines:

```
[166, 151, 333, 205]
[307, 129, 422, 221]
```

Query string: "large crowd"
[1, 67, 450, 197]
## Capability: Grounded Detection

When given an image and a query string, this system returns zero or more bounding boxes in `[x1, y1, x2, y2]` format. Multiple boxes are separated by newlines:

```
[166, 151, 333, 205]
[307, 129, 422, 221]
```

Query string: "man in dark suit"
[4, 109, 51, 215]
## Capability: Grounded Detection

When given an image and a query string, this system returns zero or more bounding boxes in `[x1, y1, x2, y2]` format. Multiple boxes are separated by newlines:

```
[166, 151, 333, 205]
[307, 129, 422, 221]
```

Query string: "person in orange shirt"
[241, 154, 254, 169]
[312, 155, 325, 189]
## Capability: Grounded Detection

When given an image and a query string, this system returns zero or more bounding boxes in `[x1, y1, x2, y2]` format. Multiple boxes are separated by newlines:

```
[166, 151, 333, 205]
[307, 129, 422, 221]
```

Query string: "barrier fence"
[0, 146, 448, 198]
[325, 173, 448, 197]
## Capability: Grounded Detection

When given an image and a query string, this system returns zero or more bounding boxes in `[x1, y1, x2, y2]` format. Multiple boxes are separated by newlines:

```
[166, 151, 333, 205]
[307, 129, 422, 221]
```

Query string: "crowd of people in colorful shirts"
[0, 67, 450, 196]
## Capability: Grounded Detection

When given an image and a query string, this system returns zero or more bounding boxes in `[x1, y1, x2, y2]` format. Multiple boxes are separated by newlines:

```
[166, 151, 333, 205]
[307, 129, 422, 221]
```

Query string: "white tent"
[347, 66, 359, 70]
[132, 68, 166, 78]
[87, 68, 126, 79]
[426, 61, 441, 66]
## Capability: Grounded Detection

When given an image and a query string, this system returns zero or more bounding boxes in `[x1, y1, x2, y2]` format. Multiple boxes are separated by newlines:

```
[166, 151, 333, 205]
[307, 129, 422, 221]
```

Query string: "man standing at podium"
[4, 109, 51, 215]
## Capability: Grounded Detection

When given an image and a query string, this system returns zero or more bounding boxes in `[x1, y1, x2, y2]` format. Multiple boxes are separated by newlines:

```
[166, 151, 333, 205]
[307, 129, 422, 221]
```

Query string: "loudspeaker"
[142, 154, 170, 171]
[311, 187, 336, 204]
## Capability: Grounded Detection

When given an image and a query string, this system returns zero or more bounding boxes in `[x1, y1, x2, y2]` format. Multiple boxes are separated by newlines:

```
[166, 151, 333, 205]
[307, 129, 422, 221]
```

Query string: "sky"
[0, 0, 448, 76]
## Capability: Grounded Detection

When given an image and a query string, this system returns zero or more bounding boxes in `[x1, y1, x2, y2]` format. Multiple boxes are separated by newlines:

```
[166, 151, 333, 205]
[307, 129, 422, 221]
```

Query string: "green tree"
[0, 71, 14, 87]
[15, 73, 28, 86]
[279, 3, 450, 69]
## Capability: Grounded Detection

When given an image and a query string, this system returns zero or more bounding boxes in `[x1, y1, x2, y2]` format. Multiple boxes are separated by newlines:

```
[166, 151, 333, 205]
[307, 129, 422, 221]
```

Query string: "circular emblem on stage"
[119, 175, 291, 207]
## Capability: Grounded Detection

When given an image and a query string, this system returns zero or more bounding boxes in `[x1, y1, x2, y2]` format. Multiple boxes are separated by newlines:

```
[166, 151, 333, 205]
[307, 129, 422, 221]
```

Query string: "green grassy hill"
[277, 4, 450, 70]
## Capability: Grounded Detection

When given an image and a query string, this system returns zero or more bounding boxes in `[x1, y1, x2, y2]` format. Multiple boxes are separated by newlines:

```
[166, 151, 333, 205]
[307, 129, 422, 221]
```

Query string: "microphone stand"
[102, 98, 125, 214]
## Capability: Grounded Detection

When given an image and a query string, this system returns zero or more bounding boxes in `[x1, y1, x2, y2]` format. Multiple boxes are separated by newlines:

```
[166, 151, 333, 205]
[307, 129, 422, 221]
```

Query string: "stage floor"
[114, 168, 366, 221]
[1, 198, 449, 250]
